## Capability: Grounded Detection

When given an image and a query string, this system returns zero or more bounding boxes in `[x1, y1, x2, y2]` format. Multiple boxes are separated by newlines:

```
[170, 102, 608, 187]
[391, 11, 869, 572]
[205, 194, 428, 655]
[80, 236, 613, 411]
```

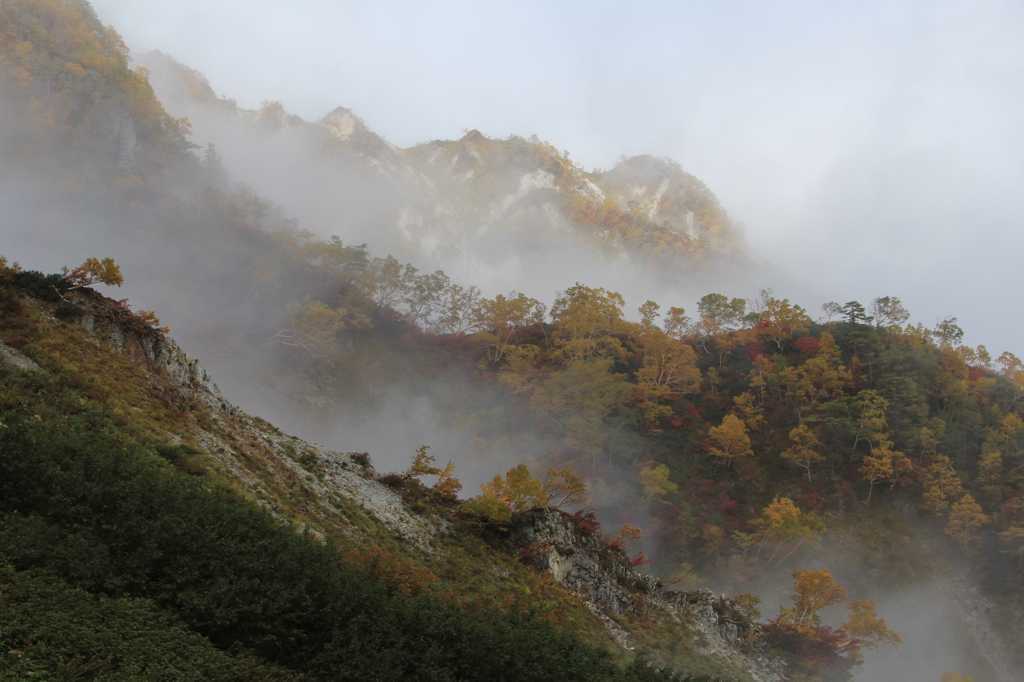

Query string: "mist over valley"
[2, 2, 1024, 681]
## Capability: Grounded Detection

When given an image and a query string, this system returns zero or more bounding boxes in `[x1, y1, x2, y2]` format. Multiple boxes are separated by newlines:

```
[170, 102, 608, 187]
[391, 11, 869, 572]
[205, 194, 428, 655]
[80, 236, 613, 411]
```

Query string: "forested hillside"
[1, 2, 1020, 681]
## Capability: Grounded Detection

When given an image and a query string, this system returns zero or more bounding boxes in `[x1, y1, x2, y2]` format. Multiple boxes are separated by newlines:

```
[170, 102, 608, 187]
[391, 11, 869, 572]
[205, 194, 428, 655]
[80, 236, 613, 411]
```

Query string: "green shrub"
[462, 495, 514, 529]
[155, 443, 208, 476]
[12, 270, 69, 302]
[0, 564, 283, 681]
[54, 300, 83, 321]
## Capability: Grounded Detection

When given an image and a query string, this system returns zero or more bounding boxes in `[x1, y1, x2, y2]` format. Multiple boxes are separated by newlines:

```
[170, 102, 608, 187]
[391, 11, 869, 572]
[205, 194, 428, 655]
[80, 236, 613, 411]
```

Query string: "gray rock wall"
[510, 508, 783, 682]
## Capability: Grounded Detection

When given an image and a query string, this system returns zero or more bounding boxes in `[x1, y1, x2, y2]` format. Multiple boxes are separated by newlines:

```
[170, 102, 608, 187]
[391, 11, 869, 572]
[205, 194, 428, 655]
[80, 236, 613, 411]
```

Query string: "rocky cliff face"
[511, 509, 783, 682]
[599, 154, 735, 248]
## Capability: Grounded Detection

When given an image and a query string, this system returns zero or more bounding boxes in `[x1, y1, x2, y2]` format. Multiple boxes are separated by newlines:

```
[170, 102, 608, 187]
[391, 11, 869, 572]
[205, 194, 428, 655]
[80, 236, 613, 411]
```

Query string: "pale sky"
[89, 0, 1024, 355]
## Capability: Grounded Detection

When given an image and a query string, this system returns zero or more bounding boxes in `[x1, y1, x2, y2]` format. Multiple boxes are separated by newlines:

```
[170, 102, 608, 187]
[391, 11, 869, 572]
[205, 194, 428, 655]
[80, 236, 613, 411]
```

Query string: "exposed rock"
[511, 507, 658, 617]
[280, 439, 442, 552]
[115, 114, 137, 170]
[949, 570, 1015, 682]
[150, 336, 234, 416]
[511, 508, 784, 682]
[0, 341, 40, 372]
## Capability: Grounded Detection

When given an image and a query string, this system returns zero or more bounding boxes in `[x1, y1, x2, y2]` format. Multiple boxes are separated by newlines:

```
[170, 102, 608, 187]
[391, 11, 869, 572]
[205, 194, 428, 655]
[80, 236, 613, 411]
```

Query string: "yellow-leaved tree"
[548, 283, 626, 361]
[63, 257, 123, 290]
[735, 497, 825, 567]
[405, 445, 462, 499]
[639, 463, 678, 503]
[274, 297, 356, 358]
[859, 447, 896, 504]
[708, 414, 753, 466]
[530, 358, 630, 464]
[481, 464, 548, 512]
[921, 454, 964, 513]
[843, 599, 903, 652]
[543, 468, 588, 509]
[632, 314, 700, 433]
[477, 464, 588, 514]
[471, 291, 546, 363]
[757, 294, 811, 352]
[781, 424, 825, 483]
[945, 494, 988, 552]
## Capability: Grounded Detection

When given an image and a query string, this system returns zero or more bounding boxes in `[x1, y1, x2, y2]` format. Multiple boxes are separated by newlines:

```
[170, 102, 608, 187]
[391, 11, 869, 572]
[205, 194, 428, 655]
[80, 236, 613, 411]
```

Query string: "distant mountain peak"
[139, 52, 746, 278]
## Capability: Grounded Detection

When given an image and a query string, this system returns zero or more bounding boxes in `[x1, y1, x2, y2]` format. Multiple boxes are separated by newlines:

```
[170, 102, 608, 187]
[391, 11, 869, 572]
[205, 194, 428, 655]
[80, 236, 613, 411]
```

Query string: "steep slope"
[0, 262, 779, 681]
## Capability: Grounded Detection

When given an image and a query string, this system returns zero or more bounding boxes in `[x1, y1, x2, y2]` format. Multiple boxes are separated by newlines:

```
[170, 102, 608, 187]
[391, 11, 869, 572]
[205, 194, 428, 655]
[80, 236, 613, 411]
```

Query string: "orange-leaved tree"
[786, 568, 847, 627]
[607, 523, 650, 565]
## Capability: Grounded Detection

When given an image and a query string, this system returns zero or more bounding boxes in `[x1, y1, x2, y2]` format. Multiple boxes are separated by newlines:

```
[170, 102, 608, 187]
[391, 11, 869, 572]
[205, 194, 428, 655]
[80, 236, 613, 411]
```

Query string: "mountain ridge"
[138, 50, 745, 275]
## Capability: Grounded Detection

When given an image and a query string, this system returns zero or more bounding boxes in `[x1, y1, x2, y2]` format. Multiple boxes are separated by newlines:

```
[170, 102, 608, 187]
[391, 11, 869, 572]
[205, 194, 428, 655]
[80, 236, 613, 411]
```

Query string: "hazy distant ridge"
[139, 50, 745, 280]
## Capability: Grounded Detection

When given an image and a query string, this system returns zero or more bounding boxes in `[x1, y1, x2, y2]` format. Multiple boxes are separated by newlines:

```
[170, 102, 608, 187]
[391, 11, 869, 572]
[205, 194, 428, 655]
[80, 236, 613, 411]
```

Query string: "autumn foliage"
[479, 463, 588, 513]
[6, 2, 1024, 676]
[765, 569, 901, 680]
